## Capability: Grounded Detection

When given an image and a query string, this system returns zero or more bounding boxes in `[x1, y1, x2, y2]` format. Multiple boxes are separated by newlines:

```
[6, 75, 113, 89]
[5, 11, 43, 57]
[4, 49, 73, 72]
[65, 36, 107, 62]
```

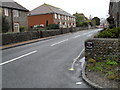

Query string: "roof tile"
[29, 3, 74, 17]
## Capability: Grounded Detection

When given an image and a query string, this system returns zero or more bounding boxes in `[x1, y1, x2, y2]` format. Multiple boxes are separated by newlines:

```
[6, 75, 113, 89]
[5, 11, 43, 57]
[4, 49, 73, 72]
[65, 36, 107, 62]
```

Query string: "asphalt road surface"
[2, 29, 101, 88]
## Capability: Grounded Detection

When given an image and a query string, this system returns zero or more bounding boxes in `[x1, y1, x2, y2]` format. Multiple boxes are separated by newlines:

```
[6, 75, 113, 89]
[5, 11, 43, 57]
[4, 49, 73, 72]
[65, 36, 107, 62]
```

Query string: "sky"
[1, 0, 110, 19]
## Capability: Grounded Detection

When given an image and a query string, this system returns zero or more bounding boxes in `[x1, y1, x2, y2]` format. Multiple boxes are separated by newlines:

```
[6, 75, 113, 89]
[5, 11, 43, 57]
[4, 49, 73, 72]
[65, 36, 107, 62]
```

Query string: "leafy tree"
[2, 16, 10, 33]
[73, 12, 88, 27]
[92, 17, 100, 26]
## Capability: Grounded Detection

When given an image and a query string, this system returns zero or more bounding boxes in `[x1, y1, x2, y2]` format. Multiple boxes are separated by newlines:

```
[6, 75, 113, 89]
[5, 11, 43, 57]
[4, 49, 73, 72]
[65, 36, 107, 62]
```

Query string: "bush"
[20, 26, 25, 32]
[97, 28, 120, 38]
[77, 22, 89, 27]
[87, 56, 119, 80]
[46, 24, 59, 30]
[2, 16, 10, 33]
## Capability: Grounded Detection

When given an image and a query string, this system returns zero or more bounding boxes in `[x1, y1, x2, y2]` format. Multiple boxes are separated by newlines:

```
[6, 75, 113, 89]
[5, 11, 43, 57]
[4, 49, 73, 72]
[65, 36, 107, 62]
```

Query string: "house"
[28, 3, 76, 28]
[108, 0, 120, 27]
[1, 0, 29, 32]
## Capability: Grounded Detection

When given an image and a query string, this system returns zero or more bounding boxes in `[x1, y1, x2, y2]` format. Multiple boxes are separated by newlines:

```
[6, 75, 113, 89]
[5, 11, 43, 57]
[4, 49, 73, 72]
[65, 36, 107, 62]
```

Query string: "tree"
[73, 12, 88, 27]
[2, 16, 10, 33]
[92, 17, 100, 26]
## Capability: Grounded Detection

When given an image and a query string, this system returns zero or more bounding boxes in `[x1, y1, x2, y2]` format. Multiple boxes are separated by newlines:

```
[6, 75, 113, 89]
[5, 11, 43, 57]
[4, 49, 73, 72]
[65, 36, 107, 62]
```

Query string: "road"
[2, 29, 101, 88]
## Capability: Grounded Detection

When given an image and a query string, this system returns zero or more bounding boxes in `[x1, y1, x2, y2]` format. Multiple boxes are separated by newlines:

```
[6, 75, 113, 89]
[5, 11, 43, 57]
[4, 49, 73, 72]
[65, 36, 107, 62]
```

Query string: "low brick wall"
[85, 38, 120, 60]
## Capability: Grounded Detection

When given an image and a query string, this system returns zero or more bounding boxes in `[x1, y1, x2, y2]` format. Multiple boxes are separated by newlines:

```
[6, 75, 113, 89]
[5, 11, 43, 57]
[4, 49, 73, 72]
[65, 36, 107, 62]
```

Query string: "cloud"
[0, 0, 14, 2]
[110, 0, 120, 2]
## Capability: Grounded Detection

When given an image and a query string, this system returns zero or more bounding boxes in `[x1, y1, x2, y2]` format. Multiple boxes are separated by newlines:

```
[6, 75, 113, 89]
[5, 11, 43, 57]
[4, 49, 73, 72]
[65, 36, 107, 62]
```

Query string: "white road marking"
[73, 35, 81, 38]
[82, 33, 87, 36]
[76, 82, 82, 85]
[69, 49, 85, 71]
[50, 39, 68, 46]
[0, 50, 37, 66]
[79, 57, 85, 68]
[87, 34, 93, 37]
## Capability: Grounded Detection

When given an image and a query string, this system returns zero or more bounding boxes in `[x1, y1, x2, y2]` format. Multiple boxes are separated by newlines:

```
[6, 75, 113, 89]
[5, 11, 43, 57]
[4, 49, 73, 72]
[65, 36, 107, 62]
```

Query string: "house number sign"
[85, 42, 93, 49]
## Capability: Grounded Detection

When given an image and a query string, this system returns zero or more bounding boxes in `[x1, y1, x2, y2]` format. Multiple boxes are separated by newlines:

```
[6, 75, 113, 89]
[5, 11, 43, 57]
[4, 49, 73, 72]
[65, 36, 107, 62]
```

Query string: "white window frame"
[70, 17, 71, 21]
[13, 10, 19, 17]
[60, 21, 62, 25]
[65, 22, 67, 25]
[58, 15, 60, 19]
[54, 14, 57, 19]
[62, 15, 64, 20]
[73, 18, 75, 21]
[68, 17, 69, 20]
[4, 8, 9, 16]
[65, 16, 66, 20]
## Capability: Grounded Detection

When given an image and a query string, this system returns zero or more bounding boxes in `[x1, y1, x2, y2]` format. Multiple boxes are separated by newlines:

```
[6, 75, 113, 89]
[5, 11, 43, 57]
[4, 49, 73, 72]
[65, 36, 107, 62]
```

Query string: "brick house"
[28, 3, 76, 28]
[1, 1, 29, 32]
[108, 0, 120, 27]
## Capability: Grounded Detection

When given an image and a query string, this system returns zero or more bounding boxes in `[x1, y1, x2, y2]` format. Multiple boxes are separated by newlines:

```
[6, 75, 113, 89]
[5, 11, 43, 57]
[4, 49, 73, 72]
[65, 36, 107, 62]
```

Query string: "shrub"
[97, 28, 120, 38]
[20, 26, 25, 32]
[79, 22, 88, 27]
[87, 56, 119, 80]
[88, 58, 96, 63]
[2, 16, 10, 33]
[46, 24, 59, 30]
[105, 60, 118, 65]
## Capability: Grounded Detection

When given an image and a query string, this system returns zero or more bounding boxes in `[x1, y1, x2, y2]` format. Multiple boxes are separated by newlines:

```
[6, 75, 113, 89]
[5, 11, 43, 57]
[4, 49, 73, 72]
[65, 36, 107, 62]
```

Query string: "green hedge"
[97, 28, 120, 38]
[2, 31, 39, 45]
[46, 24, 59, 30]
[1, 27, 89, 45]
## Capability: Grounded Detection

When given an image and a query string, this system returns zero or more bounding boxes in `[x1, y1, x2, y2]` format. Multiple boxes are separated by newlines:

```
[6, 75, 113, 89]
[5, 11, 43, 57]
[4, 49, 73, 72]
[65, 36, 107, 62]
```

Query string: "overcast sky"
[2, 0, 110, 19]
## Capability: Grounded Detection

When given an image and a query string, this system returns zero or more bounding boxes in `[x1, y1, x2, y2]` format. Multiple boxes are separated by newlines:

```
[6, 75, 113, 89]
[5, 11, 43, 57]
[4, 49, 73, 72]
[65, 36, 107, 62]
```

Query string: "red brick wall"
[28, 14, 54, 28]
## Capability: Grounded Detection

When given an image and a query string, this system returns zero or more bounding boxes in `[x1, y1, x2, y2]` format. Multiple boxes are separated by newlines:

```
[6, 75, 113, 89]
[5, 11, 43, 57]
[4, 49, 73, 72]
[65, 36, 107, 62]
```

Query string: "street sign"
[85, 41, 93, 49]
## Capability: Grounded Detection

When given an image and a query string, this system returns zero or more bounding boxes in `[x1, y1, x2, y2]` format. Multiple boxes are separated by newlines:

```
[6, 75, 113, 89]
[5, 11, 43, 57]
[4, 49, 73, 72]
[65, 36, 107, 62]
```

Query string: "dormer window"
[13, 10, 19, 17]
[4, 8, 9, 16]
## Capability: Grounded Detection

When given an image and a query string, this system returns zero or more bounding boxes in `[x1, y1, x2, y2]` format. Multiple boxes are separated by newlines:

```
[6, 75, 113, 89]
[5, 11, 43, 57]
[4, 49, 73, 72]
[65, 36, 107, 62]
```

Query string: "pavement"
[1, 29, 101, 88]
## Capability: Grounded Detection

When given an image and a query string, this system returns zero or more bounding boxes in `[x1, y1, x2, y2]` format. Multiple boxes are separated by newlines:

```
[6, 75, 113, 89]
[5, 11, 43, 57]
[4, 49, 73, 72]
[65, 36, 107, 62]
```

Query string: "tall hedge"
[2, 16, 10, 33]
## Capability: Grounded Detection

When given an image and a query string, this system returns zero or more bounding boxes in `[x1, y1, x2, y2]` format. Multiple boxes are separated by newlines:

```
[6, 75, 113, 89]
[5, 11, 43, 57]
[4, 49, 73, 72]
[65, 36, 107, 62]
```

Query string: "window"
[65, 16, 66, 20]
[13, 10, 19, 17]
[58, 15, 60, 19]
[14, 23, 19, 32]
[65, 22, 67, 25]
[54, 14, 57, 19]
[62, 15, 64, 20]
[68, 17, 69, 20]
[69, 17, 71, 20]
[73, 18, 75, 21]
[60, 21, 62, 25]
[4, 8, 9, 16]
[72, 18, 74, 21]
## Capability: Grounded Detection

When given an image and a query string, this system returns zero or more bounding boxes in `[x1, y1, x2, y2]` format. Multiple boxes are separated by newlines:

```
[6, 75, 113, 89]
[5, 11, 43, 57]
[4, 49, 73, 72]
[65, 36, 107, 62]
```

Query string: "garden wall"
[85, 38, 120, 60]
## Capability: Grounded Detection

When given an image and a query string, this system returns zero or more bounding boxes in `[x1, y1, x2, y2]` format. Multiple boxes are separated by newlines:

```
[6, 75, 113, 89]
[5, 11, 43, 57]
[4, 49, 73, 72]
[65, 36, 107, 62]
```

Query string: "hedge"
[97, 28, 120, 38]
[1, 27, 90, 46]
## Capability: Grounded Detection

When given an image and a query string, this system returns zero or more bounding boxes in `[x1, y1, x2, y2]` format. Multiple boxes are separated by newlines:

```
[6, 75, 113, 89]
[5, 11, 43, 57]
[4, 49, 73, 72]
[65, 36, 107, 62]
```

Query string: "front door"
[14, 23, 19, 32]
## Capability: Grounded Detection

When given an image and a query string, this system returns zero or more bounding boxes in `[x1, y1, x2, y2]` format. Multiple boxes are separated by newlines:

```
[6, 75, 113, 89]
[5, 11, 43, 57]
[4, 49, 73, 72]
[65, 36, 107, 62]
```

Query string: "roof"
[29, 3, 74, 17]
[0, 1, 29, 11]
